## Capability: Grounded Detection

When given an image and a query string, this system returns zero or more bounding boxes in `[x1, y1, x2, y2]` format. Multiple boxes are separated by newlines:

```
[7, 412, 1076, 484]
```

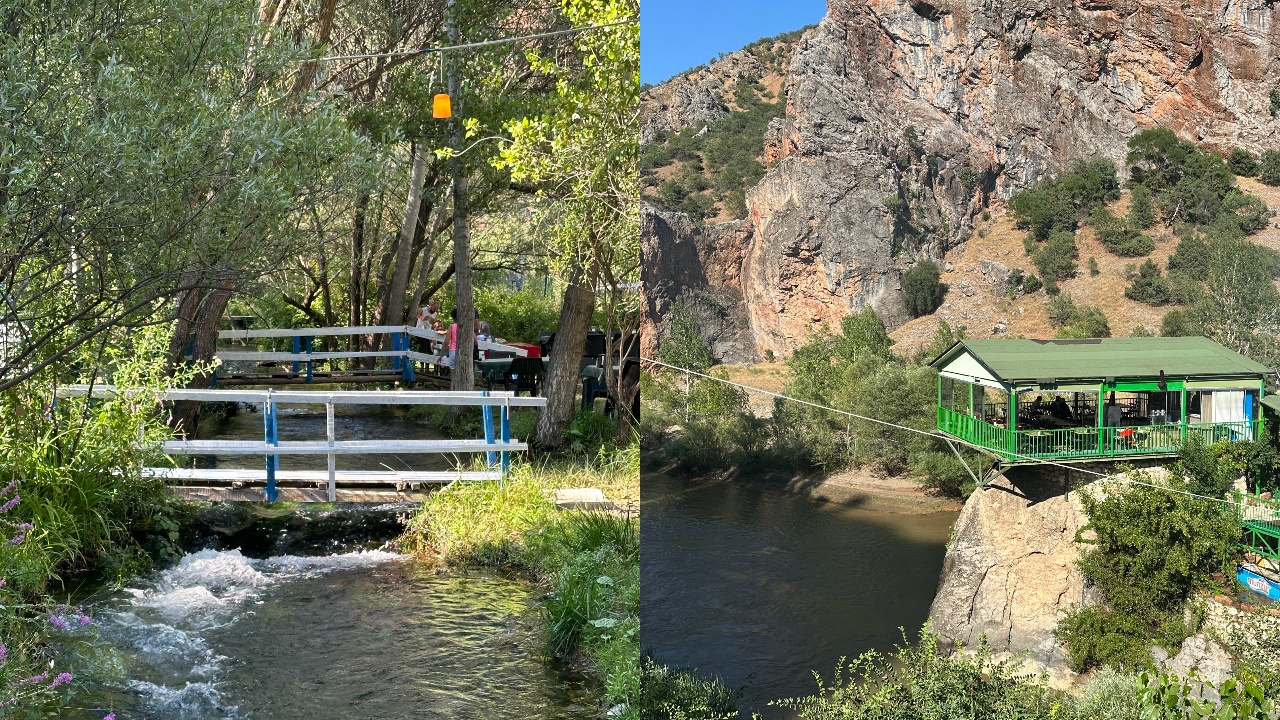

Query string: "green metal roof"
[931, 337, 1271, 383]
[1262, 395, 1280, 414]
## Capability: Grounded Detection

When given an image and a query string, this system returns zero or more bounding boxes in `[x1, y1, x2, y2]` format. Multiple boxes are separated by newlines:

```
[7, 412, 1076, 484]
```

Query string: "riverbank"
[642, 456, 961, 515]
[401, 444, 640, 718]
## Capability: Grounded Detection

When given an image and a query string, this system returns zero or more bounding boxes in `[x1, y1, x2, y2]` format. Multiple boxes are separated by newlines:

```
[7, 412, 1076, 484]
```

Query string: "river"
[66, 404, 596, 719]
[640, 471, 958, 718]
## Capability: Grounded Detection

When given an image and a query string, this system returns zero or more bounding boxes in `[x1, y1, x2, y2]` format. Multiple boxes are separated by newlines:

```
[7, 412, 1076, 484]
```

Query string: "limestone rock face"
[640, 205, 758, 363]
[929, 468, 1097, 671]
[1163, 635, 1234, 685]
[643, 0, 1280, 358]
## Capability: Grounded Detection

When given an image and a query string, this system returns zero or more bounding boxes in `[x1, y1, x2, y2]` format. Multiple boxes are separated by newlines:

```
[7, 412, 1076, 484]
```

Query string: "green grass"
[401, 445, 640, 716]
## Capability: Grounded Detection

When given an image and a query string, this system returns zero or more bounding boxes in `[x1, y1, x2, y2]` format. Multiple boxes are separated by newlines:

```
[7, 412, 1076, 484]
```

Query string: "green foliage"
[473, 286, 561, 343]
[1033, 230, 1080, 283]
[1022, 273, 1044, 294]
[1161, 308, 1203, 338]
[1010, 158, 1120, 241]
[1047, 294, 1111, 338]
[401, 451, 639, 711]
[1137, 671, 1275, 719]
[1088, 257, 1101, 276]
[659, 303, 713, 373]
[1128, 184, 1157, 229]
[1091, 206, 1155, 257]
[1259, 150, 1280, 187]
[1056, 477, 1239, 672]
[902, 260, 944, 317]
[1228, 148, 1260, 177]
[641, 75, 785, 220]
[1126, 128, 1266, 233]
[773, 629, 1070, 719]
[565, 409, 618, 456]
[1126, 259, 1172, 305]
[635, 663, 738, 720]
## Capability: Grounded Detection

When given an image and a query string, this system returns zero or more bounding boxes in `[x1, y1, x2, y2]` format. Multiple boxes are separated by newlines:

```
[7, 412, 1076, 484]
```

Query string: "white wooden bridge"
[58, 385, 546, 503]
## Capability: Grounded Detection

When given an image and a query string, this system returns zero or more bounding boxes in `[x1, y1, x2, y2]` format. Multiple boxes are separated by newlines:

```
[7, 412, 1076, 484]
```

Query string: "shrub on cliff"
[1126, 183, 1156, 229]
[1090, 206, 1154, 257]
[1031, 230, 1079, 288]
[1010, 158, 1119, 241]
[1260, 150, 1280, 186]
[1228, 147, 1260, 177]
[901, 260, 943, 317]
[1047, 294, 1111, 338]
[1056, 476, 1239, 672]
[1124, 259, 1170, 306]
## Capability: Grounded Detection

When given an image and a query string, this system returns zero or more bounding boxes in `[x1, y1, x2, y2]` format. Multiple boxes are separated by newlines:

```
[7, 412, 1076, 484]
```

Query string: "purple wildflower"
[48, 615, 68, 630]
[49, 672, 72, 688]
[0, 578, 5, 588]
[10, 534, 24, 545]
[0, 495, 19, 513]
[104, 714, 116, 720]
[15, 523, 31, 531]
[20, 671, 49, 686]
[0, 644, 6, 663]
[0, 480, 14, 497]
[79, 614, 93, 627]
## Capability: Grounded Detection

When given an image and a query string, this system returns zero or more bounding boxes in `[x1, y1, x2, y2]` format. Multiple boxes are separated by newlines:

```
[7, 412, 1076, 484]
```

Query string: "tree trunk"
[446, 0, 474, 392]
[537, 280, 595, 447]
[384, 142, 430, 334]
[169, 287, 232, 436]
[349, 193, 368, 354]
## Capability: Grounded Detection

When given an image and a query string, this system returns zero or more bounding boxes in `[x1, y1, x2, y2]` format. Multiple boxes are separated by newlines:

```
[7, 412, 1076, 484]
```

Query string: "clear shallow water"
[67, 406, 593, 719]
[640, 471, 957, 718]
[73, 550, 596, 719]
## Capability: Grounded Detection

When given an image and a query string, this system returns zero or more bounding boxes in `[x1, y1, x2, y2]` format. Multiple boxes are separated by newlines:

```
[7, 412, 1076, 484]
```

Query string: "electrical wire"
[316, 20, 637, 62]
[639, 356, 1261, 509]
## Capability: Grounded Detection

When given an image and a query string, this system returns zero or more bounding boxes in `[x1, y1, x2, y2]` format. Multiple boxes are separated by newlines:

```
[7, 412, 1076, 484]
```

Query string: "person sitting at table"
[1050, 395, 1072, 421]
[1029, 395, 1045, 416]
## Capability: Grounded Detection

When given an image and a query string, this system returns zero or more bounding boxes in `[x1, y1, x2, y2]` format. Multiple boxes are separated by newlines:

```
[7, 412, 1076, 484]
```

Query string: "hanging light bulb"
[433, 93, 451, 119]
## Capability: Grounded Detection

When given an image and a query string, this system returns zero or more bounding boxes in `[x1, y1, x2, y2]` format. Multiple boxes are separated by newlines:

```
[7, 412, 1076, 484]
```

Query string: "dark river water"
[640, 471, 958, 718]
[67, 404, 595, 719]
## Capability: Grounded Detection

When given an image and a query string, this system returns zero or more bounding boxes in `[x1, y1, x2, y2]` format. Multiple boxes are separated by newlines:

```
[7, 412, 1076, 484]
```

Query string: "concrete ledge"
[551, 488, 616, 512]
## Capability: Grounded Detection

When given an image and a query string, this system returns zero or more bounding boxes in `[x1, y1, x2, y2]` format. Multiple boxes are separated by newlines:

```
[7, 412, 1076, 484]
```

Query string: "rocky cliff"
[642, 0, 1280, 361]
[927, 466, 1096, 680]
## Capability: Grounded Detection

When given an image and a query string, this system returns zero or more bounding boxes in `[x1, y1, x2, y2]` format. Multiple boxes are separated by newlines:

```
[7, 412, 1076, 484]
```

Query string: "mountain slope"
[642, 0, 1280, 363]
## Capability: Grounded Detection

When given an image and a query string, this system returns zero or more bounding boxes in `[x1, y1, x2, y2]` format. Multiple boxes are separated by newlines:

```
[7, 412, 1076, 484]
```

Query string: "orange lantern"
[432, 93, 452, 119]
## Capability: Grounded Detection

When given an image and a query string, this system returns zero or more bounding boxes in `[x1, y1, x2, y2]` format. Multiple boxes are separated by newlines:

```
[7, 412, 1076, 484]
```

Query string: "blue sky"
[641, 0, 827, 86]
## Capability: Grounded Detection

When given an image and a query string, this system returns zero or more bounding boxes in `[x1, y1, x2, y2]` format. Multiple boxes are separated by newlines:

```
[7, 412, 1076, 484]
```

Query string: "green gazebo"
[930, 337, 1270, 463]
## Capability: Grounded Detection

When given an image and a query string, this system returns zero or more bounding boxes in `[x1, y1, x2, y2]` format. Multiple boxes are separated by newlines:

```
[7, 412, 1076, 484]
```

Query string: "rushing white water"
[97, 548, 404, 718]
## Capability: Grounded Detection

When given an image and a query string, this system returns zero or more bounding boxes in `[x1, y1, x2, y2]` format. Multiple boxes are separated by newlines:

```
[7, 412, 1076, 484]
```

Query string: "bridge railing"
[57, 385, 545, 502]
[211, 325, 530, 384]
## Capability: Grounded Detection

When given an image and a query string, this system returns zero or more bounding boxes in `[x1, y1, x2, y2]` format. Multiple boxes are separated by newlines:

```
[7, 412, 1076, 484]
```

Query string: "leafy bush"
[1010, 158, 1119, 241]
[1031, 230, 1079, 283]
[1127, 128, 1251, 229]
[1022, 273, 1043, 293]
[1160, 308, 1202, 337]
[1127, 183, 1156, 229]
[1124, 259, 1171, 305]
[1091, 206, 1155, 256]
[1047, 294, 1111, 338]
[473, 286, 561, 344]
[901, 260, 943, 317]
[636, 663, 738, 720]
[1056, 476, 1239, 672]
[773, 629, 1070, 719]
[1228, 147, 1260, 177]
[1088, 256, 1100, 275]
[1260, 149, 1280, 186]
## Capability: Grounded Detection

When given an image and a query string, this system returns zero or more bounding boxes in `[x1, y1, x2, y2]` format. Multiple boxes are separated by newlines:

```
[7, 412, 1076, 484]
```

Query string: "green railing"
[937, 407, 1262, 461]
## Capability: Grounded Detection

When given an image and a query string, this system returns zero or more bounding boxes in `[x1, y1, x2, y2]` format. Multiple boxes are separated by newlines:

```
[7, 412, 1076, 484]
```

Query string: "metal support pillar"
[326, 397, 336, 502]
[482, 392, 497, 470]
[392, 332, 402, 373]
[401, 333, 416, 383]
[263, 391, 279, 502]
[292, 336, 301, 374]
[500, 398, 511, 482]
[305, 336, 314, 383]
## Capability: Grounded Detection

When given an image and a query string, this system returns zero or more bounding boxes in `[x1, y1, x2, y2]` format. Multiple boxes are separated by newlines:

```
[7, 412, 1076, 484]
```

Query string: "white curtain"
[1212, 390, 1246, 424]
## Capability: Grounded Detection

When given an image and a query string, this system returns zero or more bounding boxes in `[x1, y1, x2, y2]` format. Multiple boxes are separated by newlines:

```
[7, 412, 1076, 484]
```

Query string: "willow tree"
[496, 0, 639, 445]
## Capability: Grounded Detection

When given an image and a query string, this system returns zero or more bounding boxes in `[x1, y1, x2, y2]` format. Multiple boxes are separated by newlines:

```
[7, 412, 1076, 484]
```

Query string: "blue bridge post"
[482, 392, 497, 470]
[401, 332, 415, 383]
[305, 336, 314, 383]
[500, 400, 511, 481]
[264, 394, 279, 502]
[391, 332, 402, 373]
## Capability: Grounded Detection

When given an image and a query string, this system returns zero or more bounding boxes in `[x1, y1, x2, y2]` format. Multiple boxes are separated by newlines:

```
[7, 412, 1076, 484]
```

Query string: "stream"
[67, 404, 596, 719]
[640, 471, 958, 719]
